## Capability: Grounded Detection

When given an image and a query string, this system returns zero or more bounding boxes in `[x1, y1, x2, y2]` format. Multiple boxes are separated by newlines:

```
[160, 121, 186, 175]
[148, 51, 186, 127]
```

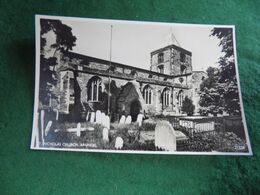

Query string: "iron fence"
[171, 116, 244, 139]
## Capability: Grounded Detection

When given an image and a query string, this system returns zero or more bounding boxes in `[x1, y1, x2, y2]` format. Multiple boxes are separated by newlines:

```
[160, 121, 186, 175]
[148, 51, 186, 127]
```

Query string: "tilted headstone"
[95, 110, 102, 124]
[119, 115, 126, 124]
[76, 123, 81, 137]
[115, 137, 124, 149]
[103, 116, 110, 129]
[102, 128, 109, 142]
[125, 115, 132, 124]
[90, 112, 95, 123]
[86, 126, 95, 131]
[136, 114, 144, 127]
[44, 121, 52, 136]
[155, 121, 176, 151]
[53, 109, 59, 121]
[86, 112, 90, 122]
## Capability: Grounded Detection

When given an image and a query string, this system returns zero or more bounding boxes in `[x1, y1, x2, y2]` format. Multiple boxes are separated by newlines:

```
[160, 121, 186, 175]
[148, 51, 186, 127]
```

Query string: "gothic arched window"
[162, 88, 170, 107]
[87, 76, 102, 101]
[158, 53, 164, 63]
[143, 85, 153, 104]
[180, 52, 186, 63]
[178, 90, 184, 107]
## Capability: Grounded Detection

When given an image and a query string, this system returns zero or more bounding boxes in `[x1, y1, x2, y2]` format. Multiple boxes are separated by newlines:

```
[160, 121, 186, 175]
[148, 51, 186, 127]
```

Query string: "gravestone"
[44, 121, 52, 136]
[101, 113, 105, 126]
[101, 112, 106, 122]
[103, 116, 110, 129]
[86, 126, 95, 131]
[125, 115, 132, 124]
[136, 114, 144, 127]
[119, 115, 126, 124]
[54, 109, 59, 121]
[95, 110, 102, 124]
[101, 113, 106, 126]
[76, 123, 81, 137]
[86, 112, 90, 122]
[115, 137, 124, 149]
[154, 120, 176, 151]
[90, 112, 95, 123]
[102, 128, 109, 142]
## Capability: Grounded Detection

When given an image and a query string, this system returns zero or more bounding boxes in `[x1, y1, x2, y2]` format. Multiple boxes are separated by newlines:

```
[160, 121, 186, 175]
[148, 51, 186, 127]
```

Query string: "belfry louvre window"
[158, 65, 164, 74]
[162, 88, 170, 107]
[87, 77, 102, 101]
[143, 85, 152, 104]
[180, 65, 187, 74]
[158, 53, 164, 63]
[180, 52, 186, 63]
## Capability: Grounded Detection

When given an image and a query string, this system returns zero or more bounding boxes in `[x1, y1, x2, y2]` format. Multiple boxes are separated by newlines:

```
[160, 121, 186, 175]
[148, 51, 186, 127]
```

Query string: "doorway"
[130, 99, 141, 122]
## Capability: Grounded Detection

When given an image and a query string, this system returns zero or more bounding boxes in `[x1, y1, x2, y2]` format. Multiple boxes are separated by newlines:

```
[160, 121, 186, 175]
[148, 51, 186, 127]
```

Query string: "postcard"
[31, 15, 252, 155]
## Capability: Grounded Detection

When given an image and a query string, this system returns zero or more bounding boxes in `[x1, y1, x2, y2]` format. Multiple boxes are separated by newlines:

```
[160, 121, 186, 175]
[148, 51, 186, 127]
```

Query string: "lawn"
[41, 116, 248, 153]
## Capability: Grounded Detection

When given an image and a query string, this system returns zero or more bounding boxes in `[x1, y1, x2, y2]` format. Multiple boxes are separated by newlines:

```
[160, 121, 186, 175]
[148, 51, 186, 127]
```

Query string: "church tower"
[150, 44, 192, 76]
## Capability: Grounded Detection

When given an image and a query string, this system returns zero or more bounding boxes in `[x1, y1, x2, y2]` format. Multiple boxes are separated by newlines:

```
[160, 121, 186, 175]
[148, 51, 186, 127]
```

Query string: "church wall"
[192, 71, 207, 114]
[89, 61, 109, 71]
[142, 84, 162, 114]
[163, 49, 171, 75]
[56, 43, 196, 117]
[76, 71, 139, 115]
[170, 48, 192, 76]
[170, 48, 180, 75]
[137, 71, 149, 79]
[59, 68, 191, 116]
[150, 48, 171, 74]
[59, 70, 74, 114]
[140, 84, 183, 115]
[150, 46, 192, 77]
[74, 69, 184, 116]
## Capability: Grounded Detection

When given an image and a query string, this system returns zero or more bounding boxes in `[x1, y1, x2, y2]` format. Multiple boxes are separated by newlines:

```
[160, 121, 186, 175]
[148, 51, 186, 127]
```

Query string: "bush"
[182, 96, 195, 116]
[122, 140, 163, 151]
[110, 123, 139, 131]
[214, 131, 248, 152]
[139, 122, 156, 131]
[177, 131, 248, 152]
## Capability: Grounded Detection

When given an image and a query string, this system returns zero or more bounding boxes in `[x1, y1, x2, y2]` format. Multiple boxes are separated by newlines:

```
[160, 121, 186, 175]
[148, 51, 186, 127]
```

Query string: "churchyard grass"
[42, 113, 248, 152]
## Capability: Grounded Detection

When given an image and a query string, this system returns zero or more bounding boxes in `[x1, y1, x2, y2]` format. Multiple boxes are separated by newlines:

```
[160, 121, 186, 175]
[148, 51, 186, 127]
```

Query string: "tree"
[39, 19, 77, 108]
[199, 67, 224, 116]
[39, 56, 57, 106]
[211, 28, 241, 115]
[40, 19, 76, 52]
[182, 96, 195, 116]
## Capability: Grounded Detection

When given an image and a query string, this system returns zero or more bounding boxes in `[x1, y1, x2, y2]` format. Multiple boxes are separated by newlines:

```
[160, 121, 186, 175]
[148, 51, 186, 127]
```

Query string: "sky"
[61, 18, 224, 72]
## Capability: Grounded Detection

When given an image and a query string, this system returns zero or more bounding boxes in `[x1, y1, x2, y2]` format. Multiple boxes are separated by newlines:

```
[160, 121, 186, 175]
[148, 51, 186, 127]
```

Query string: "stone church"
[53, 44, 205, 121]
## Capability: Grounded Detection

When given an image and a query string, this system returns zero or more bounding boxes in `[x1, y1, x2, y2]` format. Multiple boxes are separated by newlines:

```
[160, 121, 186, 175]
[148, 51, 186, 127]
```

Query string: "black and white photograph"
[31, 15, 252, 155]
